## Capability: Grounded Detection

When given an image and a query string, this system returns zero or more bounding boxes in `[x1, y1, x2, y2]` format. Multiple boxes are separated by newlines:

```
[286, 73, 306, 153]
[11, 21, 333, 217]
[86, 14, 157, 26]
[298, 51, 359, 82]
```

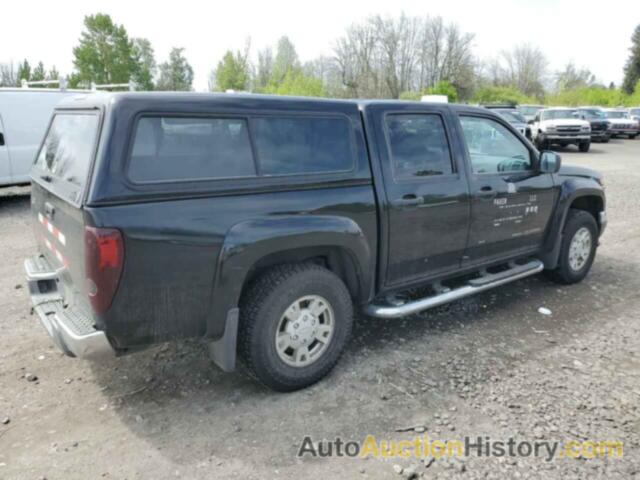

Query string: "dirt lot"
[1, 139, 639, 480]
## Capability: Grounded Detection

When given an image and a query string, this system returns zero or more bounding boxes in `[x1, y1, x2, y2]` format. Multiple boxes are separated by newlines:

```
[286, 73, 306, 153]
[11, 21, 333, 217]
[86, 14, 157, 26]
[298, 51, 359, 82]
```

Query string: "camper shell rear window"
[34, 112, 100, 204]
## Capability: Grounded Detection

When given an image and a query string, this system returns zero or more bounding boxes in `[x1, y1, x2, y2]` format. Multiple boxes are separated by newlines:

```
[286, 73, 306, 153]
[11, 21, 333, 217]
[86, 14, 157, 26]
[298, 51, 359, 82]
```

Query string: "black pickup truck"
[25, 93, 606, 391]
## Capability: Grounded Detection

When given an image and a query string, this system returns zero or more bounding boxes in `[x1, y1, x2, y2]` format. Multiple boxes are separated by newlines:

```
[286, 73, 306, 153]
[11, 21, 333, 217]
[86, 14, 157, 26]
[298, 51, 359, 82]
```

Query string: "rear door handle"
[393, 194, 424, 207]
[0, 132, 4, 146]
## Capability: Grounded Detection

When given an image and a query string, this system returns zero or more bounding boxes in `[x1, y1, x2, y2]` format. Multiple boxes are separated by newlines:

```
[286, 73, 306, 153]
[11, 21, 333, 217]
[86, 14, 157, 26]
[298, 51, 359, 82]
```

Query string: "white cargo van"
[0, 88, 92, 187]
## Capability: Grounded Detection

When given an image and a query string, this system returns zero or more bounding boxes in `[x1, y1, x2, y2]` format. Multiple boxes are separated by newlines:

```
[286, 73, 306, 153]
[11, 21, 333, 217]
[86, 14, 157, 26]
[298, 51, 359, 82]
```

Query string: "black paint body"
[29, 93, 606, 352]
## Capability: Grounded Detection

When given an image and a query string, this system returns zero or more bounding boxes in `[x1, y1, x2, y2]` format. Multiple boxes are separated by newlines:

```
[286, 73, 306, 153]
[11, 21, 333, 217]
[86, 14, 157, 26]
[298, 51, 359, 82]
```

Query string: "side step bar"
[365, 259, 544, 319]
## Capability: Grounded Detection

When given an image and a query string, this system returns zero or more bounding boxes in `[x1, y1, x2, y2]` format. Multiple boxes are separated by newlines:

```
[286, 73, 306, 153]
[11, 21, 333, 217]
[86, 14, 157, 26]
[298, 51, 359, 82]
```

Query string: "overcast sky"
[2, 0, 638, 91]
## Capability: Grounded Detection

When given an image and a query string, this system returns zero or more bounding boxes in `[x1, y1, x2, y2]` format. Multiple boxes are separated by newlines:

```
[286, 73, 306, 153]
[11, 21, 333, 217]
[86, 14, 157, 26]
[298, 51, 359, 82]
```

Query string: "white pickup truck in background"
[530, 107, 592, 152]
[604, 108, 639, 139]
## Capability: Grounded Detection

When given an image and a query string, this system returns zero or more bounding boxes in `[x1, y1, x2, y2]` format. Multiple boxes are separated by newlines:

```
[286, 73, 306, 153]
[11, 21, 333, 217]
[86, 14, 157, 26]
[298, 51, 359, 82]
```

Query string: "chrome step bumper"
[365, 260, 544, 319]
[25, 255, 114, 359]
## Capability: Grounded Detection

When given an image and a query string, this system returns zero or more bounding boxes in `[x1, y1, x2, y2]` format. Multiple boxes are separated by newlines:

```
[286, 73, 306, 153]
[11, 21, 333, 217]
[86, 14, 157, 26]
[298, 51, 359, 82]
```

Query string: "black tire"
[629, 134, 637, 140]
[536, 137, 547, 150]
[238, 263, 353, 392]
[578, 141, 590, 152]
[545, 209, 598, 285]
[602, 137, 610, 143]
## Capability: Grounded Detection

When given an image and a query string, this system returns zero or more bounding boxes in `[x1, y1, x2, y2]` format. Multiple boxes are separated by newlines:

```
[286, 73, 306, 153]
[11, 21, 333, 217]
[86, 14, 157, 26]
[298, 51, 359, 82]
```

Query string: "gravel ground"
[1, 139, 639, 479]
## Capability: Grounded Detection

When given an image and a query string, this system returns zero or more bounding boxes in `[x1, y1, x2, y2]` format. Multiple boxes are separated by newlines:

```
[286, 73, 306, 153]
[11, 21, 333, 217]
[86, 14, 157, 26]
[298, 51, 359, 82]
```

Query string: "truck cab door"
[0, 114, 12, 185]
[456, 113, 557, 267]
[365, 104, 471, 288]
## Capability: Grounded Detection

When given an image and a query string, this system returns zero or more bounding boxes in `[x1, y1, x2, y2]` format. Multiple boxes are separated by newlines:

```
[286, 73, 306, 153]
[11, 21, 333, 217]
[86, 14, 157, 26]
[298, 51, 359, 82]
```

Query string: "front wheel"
[536, 137, 548, 150]
[545, 209, 598, 284]
[578, 141, 591, 152]
[629, 134, 638, 140]
[238, 263, 353, 391]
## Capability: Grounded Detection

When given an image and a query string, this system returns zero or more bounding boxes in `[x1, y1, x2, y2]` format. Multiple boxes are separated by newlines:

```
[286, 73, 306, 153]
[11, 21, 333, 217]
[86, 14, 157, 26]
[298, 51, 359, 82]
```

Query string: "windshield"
[35, 113, 100, 204]
[631, 109, 640, 116]
[579, 109, 605, 119]
[518, 106, 542, 116]
[542, 110, 578, 120]
[497, 110, 527, 123]
[604, 111, 628, 119]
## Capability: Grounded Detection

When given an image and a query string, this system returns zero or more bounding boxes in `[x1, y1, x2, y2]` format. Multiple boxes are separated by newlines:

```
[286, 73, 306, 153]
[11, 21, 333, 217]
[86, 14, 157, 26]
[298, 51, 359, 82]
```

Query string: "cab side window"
[385, 114, 453, 181]
[459, 116, 532, 174]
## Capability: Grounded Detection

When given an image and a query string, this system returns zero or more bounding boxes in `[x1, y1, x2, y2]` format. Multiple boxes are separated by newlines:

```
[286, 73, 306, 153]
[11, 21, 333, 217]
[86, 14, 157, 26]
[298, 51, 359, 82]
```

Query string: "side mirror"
[527, 119, 535, 125]
[539, 151, 561, 174]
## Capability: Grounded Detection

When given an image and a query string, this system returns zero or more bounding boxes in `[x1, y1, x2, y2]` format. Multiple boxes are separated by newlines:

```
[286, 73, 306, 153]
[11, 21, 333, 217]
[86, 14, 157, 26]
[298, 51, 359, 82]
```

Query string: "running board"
[365, 259, 544, 319]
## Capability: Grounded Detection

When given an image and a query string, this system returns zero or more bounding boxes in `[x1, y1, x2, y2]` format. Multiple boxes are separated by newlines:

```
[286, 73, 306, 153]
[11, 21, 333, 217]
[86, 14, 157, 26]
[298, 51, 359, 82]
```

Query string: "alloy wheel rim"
[275, 295, 334, 367]
[568, 227, 592, 272]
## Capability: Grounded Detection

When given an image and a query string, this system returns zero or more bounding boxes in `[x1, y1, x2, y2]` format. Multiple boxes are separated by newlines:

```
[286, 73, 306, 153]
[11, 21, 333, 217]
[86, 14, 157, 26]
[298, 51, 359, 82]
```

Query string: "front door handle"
[0, 132, 4, 146]
[478, 186, 497, 199]
[393, 194, 425, 207]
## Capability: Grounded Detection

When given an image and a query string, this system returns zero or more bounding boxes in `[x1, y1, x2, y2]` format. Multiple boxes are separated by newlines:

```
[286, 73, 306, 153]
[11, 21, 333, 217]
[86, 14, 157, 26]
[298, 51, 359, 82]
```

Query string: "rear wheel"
[545, 209, 598, 284]
[238, 263, 353, 391]
[579, 141, 591, 152]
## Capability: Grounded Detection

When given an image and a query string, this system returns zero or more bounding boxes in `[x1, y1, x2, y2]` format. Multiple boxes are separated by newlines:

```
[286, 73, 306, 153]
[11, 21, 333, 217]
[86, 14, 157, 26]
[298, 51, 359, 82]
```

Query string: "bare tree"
[334, 19, 381, 97]
[499, 44, 548, 98]
[0, 62, 18, 87]
[555, 62, 597, 92]
[373, 14, 421, 98]
[333, 14, 475, 99]
[255, 47, 273, 89]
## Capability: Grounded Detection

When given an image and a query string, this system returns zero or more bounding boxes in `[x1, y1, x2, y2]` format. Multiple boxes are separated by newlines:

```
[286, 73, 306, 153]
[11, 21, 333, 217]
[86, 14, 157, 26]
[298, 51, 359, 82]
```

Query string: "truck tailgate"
[25, 110, 113, 358]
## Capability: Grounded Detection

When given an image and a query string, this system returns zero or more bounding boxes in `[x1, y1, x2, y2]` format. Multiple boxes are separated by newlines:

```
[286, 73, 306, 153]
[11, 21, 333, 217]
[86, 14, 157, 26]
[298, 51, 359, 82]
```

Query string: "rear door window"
[385, 114, 454, 180]
[35, 113, 100, 204]
[129, 116, 256, 183]
[252, 116, 354, 176]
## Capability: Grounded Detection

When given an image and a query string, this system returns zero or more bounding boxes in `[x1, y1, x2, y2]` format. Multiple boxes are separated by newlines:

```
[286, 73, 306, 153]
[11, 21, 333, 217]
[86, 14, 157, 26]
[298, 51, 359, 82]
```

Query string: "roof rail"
[21, 78, 68, 91]
[91, 81, 136, 91]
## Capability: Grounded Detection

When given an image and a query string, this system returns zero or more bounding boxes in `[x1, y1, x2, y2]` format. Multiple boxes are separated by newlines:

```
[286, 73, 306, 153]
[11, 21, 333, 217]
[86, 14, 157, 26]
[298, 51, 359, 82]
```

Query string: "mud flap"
[208, 308, 239, 372]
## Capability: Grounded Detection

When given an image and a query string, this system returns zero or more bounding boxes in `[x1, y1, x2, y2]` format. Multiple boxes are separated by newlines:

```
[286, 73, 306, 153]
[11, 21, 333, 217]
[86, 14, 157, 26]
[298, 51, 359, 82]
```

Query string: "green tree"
[629, 80, 640, 105]
[473, 85, 536, 105]
[156, 48, 194, 91]
[72, 13, 138, 85]
[263, 69, 324, 97]
[271, 36, 299, 84]
[31, 62, 46, 81]
[48, 66, 60, 81]
[16, 59, 31, 84]
[132, 38, 156, 90]
[545, 86, 627, 107]
[426, 81, 458, 102]
[622, 24, 640, 94]
[214, 50, 250, 91]
[66, 72, 84, 89]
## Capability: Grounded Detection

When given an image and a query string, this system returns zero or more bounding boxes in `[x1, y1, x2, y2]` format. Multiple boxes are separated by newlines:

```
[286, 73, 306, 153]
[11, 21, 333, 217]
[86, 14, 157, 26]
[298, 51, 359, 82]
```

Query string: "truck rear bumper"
[25, 255, 115, 359]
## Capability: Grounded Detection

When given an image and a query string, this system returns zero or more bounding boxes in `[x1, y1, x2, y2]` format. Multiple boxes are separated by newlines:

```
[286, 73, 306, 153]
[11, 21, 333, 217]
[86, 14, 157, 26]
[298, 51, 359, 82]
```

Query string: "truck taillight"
[85, 226, 124, 314]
